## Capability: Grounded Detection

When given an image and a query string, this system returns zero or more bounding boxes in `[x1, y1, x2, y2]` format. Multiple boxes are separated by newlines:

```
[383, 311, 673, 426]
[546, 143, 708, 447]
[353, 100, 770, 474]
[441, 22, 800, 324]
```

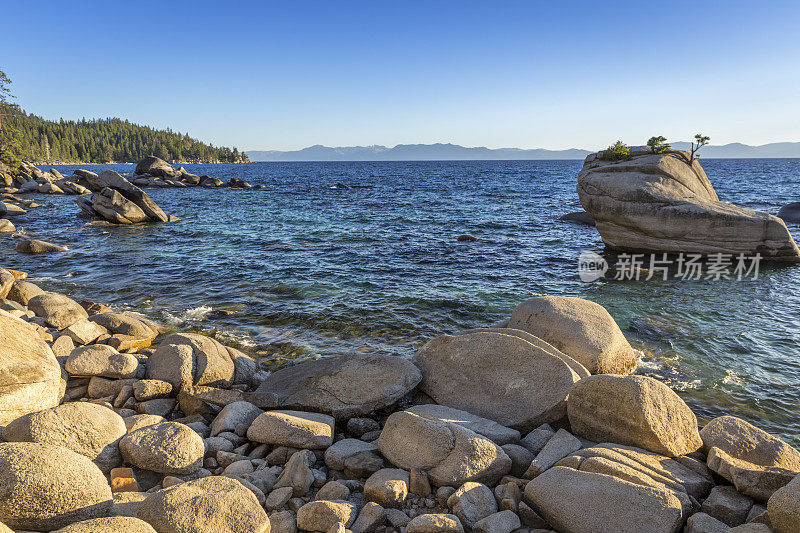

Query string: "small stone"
[405, 513, 464, 533]
[224, 459, 255, 476]
[63, 318, 108, 345]
[135, 398, 176, 417]
[501, 444, 535, 478]
[119, 421, 204, 475]
[448, 482, 497, 529]
[247, 410, 335, 449]
[385, 508, 411, 528]
[364, 468, 409, 508]
[265, 486, 294, 511]
[700, 485, 754, 527]
[110, 467, 140, 492]
[767, 473, 800, 533]
[351, 501, 386, 533]
[325, 438, 379, 470]
[516, 502, 547, 529]
[66, 344, 139, 378]
[212, 401, 263, 436]
[344, 450, 385, 479]
[409, 468, 432, 497]
[519, 424, 555, 455]
[523, 429, 582, 478]
[685, 512, 729, 533]
[274, 451, 315, 496]
[473, 510, 521, 533]
[348, 418, 381, 437]
[132, 379, 173, 401]
[296, 500, 358, 532]
[316, 481, 350, 501]
[270, 510, 297, 533]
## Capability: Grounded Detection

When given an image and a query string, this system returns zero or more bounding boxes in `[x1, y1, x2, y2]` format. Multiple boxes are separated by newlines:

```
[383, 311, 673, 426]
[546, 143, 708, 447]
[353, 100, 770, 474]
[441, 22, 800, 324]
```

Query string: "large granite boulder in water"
[577, 148, 800, 261]
[135, 156, 180, 179]
[78, 170, 170, 224]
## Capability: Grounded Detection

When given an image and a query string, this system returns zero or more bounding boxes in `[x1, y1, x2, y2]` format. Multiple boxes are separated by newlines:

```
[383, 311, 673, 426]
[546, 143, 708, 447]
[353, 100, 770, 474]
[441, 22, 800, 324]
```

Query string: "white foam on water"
[184, 305, 213, 321]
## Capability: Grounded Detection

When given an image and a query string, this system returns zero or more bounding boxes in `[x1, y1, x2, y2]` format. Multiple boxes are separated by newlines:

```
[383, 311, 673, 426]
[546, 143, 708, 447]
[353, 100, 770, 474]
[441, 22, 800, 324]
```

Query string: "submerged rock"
[578, 149, 800, 261]
[15, 238, 68, 253]
[777, 202, 800, 223]
[559, 210, 595, 226]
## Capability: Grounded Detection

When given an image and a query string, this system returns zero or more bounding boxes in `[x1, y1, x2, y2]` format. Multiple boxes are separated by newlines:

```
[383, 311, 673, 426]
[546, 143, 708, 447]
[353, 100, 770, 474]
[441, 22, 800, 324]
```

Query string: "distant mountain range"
[245, 142, 800, 161]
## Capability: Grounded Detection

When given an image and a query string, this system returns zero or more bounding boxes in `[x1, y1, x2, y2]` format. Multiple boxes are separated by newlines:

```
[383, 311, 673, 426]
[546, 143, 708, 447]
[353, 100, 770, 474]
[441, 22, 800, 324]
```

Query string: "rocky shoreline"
[0, 270, 798, 533]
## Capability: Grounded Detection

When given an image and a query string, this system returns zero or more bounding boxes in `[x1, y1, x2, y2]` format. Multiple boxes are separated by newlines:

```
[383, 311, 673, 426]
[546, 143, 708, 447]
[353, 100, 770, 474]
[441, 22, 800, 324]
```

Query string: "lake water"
[4, 159, 799, 444]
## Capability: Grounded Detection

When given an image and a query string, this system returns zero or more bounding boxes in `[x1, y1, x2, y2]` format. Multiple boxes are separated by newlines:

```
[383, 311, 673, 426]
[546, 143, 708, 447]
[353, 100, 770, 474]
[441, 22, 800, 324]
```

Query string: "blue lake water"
[3, 159, 799, 444]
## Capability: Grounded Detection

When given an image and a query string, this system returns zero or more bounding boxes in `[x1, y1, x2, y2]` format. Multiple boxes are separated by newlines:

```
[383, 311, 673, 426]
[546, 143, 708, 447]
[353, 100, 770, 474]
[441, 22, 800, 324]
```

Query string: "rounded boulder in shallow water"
[507, 295, 637, 375]
[2, 401, 126, 473]
[15, 238, 69, 254]
[137, 476, 269, 533]
[147, 333, 236, 390]
[567, 374, 703, 457]
[0, 311, 63, 425]
[247, 409, 334, 449]
[52, 516, 157, 532]
[119, 421, 204, 474]
[28, 292, 89, 330]
[777, 202, 800, 224]
[250, 353, 422, 420]
[378, 410, 511, 487]
[413, 330, 579, 432]
[0, 442, 113, 531]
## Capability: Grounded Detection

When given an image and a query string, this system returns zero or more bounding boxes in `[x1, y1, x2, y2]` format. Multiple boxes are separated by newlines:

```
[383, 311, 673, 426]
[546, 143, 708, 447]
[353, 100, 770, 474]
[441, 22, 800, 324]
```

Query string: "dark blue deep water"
[3, 159, 799, 444]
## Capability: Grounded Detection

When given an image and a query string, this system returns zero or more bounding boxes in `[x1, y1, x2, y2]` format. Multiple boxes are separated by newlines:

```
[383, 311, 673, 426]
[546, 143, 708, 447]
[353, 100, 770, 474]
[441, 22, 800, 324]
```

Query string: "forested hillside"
[0, 105, 248, 165]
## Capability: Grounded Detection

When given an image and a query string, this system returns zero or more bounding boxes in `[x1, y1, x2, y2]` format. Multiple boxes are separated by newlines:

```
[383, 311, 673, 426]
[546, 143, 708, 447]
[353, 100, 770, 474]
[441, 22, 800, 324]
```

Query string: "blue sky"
[2, 1, 799, 151]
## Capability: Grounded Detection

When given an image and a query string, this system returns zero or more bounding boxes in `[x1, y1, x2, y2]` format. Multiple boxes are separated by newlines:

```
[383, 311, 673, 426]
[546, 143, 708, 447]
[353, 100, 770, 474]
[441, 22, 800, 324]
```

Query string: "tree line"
[0, 70, 248, 167]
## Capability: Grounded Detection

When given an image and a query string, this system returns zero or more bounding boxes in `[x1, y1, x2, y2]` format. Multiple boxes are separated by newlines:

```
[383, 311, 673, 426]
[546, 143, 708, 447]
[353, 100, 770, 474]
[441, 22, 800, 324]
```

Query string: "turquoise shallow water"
[3, 159, 799, 445]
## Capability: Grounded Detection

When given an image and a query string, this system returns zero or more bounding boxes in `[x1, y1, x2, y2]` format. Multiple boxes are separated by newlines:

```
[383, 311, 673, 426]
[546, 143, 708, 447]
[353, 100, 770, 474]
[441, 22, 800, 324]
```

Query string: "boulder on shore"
[577, 148, 800, 261]
[777, 202, 800, 224]
[2, 402, 126, 473]
[0, 311, 63, 425]
[136, 476, 269, 533]
[378, 409, 511, 487]
[567, 374, 703, 457]
[0, 442, 113, 531]
[523, 466, 686, 533]
[413, 330, 580, 432]
[250, 353, 422, 419]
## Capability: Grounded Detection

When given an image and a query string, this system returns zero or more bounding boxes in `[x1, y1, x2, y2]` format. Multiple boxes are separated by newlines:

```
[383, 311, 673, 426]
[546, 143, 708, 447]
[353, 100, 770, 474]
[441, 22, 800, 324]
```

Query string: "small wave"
[164, 305, 213, 326]
[672, 379, 702, 391]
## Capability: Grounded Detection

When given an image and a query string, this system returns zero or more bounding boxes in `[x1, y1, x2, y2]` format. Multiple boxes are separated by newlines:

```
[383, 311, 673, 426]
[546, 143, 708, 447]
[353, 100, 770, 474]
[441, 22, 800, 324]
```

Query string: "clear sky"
[2, 1, 799, 151]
